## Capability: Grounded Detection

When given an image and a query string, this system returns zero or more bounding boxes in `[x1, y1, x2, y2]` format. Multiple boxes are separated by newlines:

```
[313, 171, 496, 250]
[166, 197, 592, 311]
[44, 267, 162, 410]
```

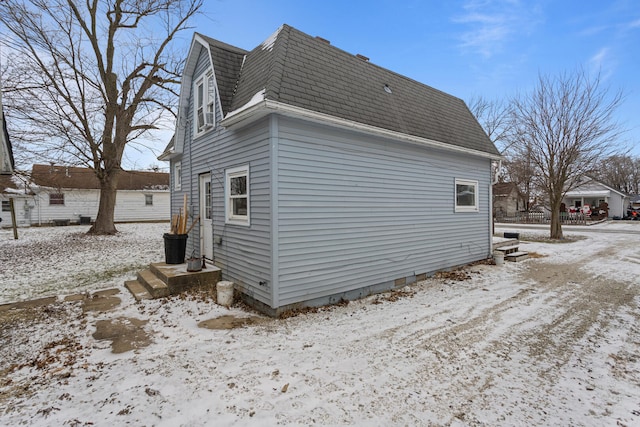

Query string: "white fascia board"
[157, 150, 176, 161]
[222, 100, 503, 161]
[564, 190, 611, 197]
[173, 35, 209, 155]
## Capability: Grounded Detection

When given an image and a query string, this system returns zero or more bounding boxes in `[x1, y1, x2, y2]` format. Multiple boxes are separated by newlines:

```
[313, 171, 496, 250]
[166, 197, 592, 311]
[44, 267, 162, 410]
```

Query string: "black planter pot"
[163, 233, 188, 264]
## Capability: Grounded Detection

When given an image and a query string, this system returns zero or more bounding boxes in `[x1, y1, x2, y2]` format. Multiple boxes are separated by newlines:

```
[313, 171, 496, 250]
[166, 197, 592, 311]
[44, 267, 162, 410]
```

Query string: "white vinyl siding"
[33, 189, 169, 224]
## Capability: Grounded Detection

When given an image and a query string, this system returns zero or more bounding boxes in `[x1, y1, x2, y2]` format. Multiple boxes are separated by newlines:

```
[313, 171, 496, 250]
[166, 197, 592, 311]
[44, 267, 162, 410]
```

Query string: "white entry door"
[199, 173, 213, 259]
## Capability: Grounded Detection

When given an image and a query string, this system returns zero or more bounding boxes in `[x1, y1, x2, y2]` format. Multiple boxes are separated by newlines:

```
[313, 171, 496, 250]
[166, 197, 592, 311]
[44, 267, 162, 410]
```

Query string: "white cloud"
[453, 0, 541, 58]
[588, 47, 615, 81]
[624, 18, 640, 30]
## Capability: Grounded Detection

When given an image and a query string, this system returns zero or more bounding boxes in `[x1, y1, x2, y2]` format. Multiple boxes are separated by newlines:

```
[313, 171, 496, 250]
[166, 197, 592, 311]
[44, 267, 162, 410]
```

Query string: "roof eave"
[221, 100, 503, 161]
[157, 149, 177, 161]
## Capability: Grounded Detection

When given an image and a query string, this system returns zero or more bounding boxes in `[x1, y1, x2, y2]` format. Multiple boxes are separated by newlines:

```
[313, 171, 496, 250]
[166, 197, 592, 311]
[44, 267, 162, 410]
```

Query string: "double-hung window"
[145, 194, 153, 206]
[225, 165, 249, 226]
[455, 179, 479, 212]
[194, 70, 215, 135]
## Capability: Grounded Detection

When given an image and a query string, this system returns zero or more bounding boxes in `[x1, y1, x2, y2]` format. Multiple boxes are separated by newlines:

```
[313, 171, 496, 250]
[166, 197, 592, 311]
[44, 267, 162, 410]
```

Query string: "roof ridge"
[263, 24, 291, 102]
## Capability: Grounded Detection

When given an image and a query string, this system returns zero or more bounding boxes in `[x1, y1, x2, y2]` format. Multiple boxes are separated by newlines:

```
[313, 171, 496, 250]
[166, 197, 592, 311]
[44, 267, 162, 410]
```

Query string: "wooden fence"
[496, 212, 588, 225]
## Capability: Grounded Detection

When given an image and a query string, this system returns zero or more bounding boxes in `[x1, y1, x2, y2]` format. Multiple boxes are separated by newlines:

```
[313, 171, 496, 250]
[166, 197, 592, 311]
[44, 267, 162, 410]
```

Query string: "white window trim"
[455, 178, 479, 213]
[174, 161, 182, 191]
[194, 69, 215, 136]
[225, 165, 250, 226]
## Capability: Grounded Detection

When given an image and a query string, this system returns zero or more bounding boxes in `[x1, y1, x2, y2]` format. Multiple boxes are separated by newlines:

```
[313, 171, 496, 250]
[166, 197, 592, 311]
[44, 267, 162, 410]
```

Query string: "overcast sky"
[127, 0, 640, 169]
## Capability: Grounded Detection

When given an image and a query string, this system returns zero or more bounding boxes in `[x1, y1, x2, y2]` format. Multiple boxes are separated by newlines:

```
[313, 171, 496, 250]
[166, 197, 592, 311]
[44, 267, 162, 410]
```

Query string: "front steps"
[494, 240, 529, 262]
[125, 262, 221, 300]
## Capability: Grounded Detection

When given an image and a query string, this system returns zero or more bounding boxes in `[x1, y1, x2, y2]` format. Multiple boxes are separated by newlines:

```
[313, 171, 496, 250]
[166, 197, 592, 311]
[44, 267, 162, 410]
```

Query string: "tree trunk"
[549, 198, 564, 240]
[88, 170, 120, 235]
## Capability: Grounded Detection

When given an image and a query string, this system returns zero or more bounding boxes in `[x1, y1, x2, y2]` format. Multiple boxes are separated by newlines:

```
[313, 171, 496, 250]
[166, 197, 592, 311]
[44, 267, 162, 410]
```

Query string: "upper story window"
[455, 179, 479, 213]
[225, 165, 250, 226]
[174, 161, 182, 191]
[2, 200, 10, 212]
[49, 193, 65, 206]
[145, 194, 153, 206]
[194, 70, 216, 135]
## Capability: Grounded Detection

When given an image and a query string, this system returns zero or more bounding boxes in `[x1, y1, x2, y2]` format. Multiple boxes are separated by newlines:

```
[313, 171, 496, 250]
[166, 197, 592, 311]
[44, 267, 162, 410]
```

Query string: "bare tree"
[510, 69, 624, 239]
[468, 95, 514, 152]
[503, 149, 538, 212]
[593, 154, 640, 194]
[0, 0, 202, 234]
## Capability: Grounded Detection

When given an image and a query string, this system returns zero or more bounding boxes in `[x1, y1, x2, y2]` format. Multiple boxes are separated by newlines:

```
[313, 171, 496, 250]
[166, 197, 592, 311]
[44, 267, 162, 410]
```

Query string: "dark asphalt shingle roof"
[205, 24, 500, 156]
[197, 34, 247, 117]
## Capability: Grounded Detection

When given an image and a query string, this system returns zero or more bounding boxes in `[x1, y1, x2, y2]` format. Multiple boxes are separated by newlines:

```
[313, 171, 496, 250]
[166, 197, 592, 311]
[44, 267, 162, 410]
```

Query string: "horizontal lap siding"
[211, 120, 272, 305]
[114, 191, 169, 222]
[276, 118, 491, 305]
[173, 48, 272, 306]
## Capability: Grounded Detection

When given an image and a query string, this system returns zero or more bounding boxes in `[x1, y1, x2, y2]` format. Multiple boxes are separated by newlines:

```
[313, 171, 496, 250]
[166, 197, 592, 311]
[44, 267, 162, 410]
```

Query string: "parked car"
[625, 208, 639, 220]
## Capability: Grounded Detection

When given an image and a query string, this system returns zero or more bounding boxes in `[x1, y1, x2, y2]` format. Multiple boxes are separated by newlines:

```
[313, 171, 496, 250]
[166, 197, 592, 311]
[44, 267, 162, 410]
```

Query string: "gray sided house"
[159, 25, 501, 316]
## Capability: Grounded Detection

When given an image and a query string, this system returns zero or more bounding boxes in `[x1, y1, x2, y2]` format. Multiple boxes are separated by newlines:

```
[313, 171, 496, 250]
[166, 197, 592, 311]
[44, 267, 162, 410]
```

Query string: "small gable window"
[2, 200, 10, 212]
[194, 70, 216, 134]
[145, 194, 153, 206]
[49, 193, 65, 206]
[225, 165, 249, 226]
[455, 179, 479, 213]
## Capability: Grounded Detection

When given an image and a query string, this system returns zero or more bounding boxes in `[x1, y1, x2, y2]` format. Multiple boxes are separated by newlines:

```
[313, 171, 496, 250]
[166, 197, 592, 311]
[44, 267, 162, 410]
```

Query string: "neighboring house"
[29, 164, 170, 225]
[0, 174, 33, 228]
[160, 25, 501, 316]
[0, 93, 28, 228]
[630, 195, 640, 210]
[563, 177, 628, 218]
[493, 182, 524, 217]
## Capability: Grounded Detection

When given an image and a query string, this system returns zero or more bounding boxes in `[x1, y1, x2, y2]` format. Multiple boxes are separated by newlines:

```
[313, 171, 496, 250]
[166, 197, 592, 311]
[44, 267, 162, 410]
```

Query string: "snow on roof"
[260, 25, 282, 51]
[225, 89, 266, 119]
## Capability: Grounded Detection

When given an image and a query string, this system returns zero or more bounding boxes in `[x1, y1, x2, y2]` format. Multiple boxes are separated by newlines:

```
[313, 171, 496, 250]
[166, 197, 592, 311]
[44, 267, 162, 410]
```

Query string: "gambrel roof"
[163, 24, 500, 160]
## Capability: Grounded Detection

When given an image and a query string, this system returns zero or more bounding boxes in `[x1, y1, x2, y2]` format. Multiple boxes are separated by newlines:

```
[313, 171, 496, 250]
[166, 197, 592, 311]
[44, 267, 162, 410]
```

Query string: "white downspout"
[490, 160, 502, 255]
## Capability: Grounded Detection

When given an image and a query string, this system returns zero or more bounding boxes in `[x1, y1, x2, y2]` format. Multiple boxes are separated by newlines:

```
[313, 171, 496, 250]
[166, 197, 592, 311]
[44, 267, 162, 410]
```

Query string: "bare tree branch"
[0, 0, 203, 234]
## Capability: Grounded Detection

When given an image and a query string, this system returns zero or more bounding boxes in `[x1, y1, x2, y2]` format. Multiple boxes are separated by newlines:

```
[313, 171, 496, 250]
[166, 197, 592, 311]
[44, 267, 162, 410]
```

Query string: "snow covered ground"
[0, 222, 166, 304]
[1, 221, 639, 426]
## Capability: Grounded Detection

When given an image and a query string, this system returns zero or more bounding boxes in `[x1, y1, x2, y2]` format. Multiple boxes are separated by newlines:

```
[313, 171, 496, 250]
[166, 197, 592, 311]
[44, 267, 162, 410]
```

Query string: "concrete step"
[124, 262, 222, 301]
[124, 280, 153, 301]
[137, 269, 170, 298]
[496, 244, 519, 254]
[150, 262, 221, 294]
[506, 251, 529, 262]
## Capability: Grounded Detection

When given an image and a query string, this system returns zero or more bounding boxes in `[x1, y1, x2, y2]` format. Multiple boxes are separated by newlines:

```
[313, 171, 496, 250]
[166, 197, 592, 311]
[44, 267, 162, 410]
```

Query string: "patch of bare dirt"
[92, 317, 152, 354]
[198, 315, 268, 330]
[80, 289, 122, 312]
